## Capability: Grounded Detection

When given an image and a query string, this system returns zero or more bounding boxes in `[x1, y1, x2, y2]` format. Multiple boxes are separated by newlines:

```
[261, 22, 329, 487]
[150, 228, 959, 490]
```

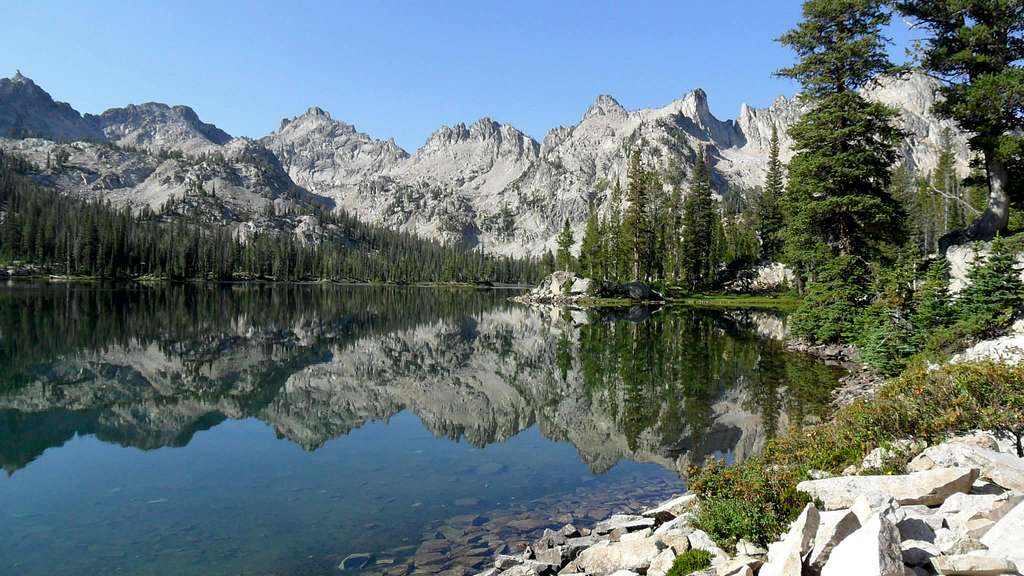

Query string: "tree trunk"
[968, 151, 1010, 240]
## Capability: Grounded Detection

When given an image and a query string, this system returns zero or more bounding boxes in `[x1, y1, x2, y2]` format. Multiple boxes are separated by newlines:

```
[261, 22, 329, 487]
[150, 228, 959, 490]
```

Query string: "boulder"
[901, 540, 940, 566]
[646, 548, 677, 576]
[687, 529, 729, 565]
[808, 509, 861, 571]
[760, 503, 820, 576]
[568, 277, 592, 295]
[908, 441, 1024, 491]
[938, 492, 1024, 538]
[934, 530, 988, 556]
[594, 515, 655, 535]
[930, 554, 1018, 576]
[979, 499, 1024, 566]
[642, 493, 698, 522]
[655, 528, 690, 554]
[861, 439, 925, 470]
[572, 537, 665, 576]
[894, 505, 943, 542]
[797, 468, 979, 509]
[821, 513, 904, 576]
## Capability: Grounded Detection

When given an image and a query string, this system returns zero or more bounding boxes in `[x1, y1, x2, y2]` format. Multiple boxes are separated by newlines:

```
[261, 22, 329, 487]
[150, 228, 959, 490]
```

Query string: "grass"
[667, 293, 802, 310]
[688, 360, 1024, 550]
[665, 549, 713, 576]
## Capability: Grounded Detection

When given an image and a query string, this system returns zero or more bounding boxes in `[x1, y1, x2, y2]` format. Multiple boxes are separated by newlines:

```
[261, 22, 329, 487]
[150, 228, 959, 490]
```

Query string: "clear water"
[0, 284, 840, 576]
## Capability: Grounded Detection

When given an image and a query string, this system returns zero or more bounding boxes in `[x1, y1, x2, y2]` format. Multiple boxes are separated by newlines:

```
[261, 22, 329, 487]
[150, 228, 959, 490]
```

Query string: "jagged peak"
[12, 70, 28, 84]
[303, 106, 330, 119]
[582, 94, 626, 121]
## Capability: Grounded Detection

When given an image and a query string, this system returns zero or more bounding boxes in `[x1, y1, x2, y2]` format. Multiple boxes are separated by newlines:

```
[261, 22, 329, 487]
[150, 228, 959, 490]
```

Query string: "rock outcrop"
[512, 272, 663, 306]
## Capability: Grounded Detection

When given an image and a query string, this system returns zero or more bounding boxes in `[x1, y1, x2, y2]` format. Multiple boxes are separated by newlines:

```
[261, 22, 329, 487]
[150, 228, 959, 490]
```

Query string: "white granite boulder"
[821, 512, 903, 576]
[797, 468, 978, 509]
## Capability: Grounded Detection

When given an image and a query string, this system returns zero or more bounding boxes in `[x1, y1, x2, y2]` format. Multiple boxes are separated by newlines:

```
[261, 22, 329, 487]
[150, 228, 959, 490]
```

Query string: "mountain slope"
[0, 71, 973, 257]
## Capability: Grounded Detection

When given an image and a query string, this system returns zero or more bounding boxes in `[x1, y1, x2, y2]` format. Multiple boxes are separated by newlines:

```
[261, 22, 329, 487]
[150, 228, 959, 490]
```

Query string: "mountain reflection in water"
[0, 283, 839, 576]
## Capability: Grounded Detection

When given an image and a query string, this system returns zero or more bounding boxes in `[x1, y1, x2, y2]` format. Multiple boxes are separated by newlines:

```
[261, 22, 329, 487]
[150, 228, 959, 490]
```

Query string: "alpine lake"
[0, 283, 841, 576]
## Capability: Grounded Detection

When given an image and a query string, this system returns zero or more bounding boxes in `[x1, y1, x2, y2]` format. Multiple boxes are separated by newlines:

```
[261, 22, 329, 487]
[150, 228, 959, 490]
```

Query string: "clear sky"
[2, 0, 918, 151]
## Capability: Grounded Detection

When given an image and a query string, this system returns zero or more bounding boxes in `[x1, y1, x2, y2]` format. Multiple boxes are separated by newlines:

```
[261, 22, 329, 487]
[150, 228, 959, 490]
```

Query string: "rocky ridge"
[0, 71, 973, 256]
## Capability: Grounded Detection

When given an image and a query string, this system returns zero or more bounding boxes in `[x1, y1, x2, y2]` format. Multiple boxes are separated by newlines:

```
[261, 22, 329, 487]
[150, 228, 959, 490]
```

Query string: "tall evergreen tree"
[621, 150, 655, 281]
[896, 1, 1024, 239]
[776, 0, 907, 340]
[663, 183, 685, 284]
[681, 149, 718, 291]
[757, 126, 785, 261]
[778, 0, 906, 270]
[556, 218, 575, 272]
[579, 203, 603, 278]
[605, 181, 627, 282]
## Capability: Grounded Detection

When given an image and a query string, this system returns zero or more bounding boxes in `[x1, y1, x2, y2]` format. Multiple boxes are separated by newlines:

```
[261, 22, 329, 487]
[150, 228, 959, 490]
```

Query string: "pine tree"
[621, 150, 655, 281]
[896, 1, 1024, 239]
[663, 183, 684, 284]
[605, 181, 626, 282]
[777, 0, 906, 340]
[681, 149, 717, 291]
[932, 128, 964, 234]
[957, 236, 1024, 327]
[778, 0, 905, 270]
[757, 126, 785, 261]
[912, 259, 952, 335]
[579, 203, 602, 278]
[556, 218, 575, 272]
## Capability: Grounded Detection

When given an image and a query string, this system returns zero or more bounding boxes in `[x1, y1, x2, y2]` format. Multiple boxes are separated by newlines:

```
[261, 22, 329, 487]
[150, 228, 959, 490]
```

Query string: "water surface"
[0, 284, 839, 575]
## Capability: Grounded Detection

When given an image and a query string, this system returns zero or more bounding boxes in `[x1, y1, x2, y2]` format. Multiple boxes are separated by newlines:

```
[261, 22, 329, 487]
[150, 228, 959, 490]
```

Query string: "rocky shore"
[784, 339, 886, 407]
[511, 272, 663, 307]
[465, 431, 1024, 576]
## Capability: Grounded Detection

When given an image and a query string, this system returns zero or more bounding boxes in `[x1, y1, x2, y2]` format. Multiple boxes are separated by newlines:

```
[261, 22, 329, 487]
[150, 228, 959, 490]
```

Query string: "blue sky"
[3, 0, 918, 151]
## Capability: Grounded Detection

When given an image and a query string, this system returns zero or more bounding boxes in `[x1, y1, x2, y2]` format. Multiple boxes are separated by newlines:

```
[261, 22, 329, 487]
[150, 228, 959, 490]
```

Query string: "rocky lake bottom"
[0, 283, 840, 575]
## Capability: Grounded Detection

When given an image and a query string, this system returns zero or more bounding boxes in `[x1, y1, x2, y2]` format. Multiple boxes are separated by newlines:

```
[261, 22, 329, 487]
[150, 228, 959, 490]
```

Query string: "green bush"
[665, 549, 713, 576]
[688, 361, 1024, 548]
[689, 457, 809, 549]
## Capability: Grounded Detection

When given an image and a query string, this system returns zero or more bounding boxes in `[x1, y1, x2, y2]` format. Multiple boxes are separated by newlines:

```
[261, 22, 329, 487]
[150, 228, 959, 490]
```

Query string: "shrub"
[689, 457, 810, 549]
[688, 361, 1024, 548]
[665, 549, 713, 576]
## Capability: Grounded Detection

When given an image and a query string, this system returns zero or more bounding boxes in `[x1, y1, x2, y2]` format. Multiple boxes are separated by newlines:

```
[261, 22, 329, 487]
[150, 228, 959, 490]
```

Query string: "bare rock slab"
[572, 537, 664, 576]
[930, 554, 1018, 576]
[797, 467, 979, 510]
[761, 503, 819, 576]
[821, 513, 904, 576]
[808, 509, 861, 570]
[909, 441, 1024, 491]
[979, 499, 1024, 566]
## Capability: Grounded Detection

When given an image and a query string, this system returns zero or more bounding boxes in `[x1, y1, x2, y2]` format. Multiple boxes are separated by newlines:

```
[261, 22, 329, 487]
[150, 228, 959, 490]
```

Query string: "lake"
[0, 283, 840, 576]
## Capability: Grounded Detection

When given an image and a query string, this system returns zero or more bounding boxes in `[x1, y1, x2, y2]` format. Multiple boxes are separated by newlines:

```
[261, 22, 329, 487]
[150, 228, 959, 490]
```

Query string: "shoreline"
[462, 429, 1023, 576]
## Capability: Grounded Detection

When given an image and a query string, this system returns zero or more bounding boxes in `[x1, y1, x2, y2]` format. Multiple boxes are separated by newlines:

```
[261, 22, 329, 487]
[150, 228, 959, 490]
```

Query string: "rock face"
[0, 71, 972, 257]
[797, 467, 979, 509]
[88, 102, 232, 153]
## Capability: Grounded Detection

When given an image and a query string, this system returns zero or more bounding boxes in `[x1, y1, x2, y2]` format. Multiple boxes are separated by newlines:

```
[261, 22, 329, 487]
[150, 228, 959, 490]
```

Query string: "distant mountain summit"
[87, 102, 232, 153]
[0, 70, 973, 256]
[0, 70, 104, 141]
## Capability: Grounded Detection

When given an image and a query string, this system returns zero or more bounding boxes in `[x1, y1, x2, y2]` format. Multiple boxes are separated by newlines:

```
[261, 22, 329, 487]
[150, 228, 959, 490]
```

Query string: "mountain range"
[0, 70, 971, 257]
